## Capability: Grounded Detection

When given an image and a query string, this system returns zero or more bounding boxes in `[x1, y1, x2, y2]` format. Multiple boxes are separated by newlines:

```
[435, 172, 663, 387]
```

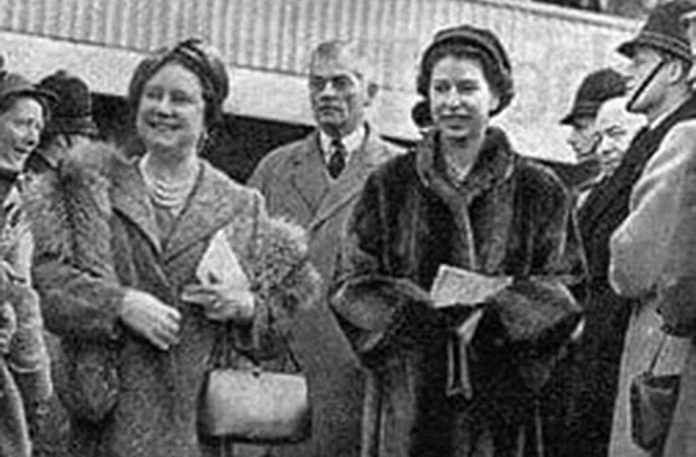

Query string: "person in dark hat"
[23, 70, 100, 457]
[330, 23, 585, 457]
[561, 68, 627, 164]
[25, 70, 99, 175]
[0, 69, 54, 457]
[588, 1, 696, 456]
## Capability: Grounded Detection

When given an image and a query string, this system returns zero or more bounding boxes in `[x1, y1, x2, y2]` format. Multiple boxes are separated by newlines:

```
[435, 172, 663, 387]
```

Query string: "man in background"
[248, 40, 403, 457]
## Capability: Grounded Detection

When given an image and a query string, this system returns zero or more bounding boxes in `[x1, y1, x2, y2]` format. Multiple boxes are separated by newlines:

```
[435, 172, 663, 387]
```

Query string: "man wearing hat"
[559, 68, 627, 206]
[248, 41, 403, 457]
[26, 70, 99, 175]
[23, 70, 99, 457]
[595, 1, 696, 456]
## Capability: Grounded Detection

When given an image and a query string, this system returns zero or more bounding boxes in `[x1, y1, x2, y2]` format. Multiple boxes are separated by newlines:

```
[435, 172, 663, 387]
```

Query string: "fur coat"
[25, 141, 321, 457]
[330, 128, 585, 457]
[0, 179, 52, 457]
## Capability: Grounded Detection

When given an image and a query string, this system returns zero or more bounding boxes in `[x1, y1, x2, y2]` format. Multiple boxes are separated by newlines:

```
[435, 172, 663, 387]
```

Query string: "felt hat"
[560, 68, 627, 125]
[38, 70, 98, 136]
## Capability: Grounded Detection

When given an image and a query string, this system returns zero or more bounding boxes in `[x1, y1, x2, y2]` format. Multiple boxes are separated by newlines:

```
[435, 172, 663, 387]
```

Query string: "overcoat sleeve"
[330, 172, 444, 367]
[609, 124, 692, 299]
[651, 122, 696, 336]
[27, 160, 126, 342]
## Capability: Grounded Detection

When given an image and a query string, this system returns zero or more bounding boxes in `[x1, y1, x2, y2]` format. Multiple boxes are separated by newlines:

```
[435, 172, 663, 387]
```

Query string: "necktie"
[328, 139, 346, 179]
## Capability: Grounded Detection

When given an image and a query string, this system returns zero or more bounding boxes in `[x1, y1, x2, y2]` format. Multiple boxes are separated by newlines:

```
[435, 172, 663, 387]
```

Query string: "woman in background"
[0, 70, 53, 457]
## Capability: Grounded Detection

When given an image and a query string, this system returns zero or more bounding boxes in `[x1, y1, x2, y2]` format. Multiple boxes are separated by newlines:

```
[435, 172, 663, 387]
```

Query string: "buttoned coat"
[27, 142, 320, 457]
[248, 127, 403, 457]
[609, 118, 696, 457]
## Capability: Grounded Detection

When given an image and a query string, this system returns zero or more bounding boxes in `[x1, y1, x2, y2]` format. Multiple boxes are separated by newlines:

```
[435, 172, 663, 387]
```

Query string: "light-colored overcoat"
[609, 120, 696, 457]
[248, 126, 403, 457]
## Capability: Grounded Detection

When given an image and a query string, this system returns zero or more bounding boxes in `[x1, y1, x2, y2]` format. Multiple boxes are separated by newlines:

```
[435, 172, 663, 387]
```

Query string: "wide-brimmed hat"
[416, 24, 514, 117]
[560, 68, 627, 125]
[38, 70, 98, 137]
[618, 0, 696, 62]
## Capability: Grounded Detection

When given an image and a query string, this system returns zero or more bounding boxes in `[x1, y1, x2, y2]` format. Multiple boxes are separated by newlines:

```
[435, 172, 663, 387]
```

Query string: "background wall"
[0, 0, 639, 163]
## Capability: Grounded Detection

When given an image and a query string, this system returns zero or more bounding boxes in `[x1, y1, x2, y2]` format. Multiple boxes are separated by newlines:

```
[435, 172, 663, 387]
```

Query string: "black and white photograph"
[0, 1, 695, 456]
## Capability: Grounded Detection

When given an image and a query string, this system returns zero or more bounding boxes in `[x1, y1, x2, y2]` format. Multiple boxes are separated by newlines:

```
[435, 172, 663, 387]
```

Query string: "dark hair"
[421, 42, 502, 99]
[128, 39, 229, 130]
[413, 25, 514, 128]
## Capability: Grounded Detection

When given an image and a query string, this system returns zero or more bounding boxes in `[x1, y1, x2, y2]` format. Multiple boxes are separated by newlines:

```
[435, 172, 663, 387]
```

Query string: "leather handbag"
[199, 322, 311, 444]
[630, 335, 680, 455]
[200, 366, 310, 443]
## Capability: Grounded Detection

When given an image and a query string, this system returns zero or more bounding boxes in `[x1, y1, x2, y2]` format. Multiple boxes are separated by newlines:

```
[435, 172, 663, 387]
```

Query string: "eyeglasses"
[308, 74, 358, 92]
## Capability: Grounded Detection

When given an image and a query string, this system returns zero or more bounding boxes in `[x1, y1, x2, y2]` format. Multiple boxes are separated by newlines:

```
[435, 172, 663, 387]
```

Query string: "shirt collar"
[319, 123, 367, 164]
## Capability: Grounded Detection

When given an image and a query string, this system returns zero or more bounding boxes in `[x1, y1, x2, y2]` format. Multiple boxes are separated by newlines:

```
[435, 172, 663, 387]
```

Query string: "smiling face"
[136, 63, 206, 158]
[428, 55, 499, 144]
[0, 96, 45, 172]
[309, 50, 374, 137]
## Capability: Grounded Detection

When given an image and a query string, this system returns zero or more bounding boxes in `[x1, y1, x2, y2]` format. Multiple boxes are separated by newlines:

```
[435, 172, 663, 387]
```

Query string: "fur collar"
[416, 126, 515, 205]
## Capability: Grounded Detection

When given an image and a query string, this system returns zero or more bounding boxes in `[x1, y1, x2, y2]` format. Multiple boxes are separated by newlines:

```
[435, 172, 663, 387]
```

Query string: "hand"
[181, 283, 255, 322]
[119, 289, 181, 351]
[0, 301, 16, 354]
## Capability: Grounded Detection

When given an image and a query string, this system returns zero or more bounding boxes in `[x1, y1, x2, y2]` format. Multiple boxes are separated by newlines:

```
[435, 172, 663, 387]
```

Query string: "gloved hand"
[181, 283, 255, 323]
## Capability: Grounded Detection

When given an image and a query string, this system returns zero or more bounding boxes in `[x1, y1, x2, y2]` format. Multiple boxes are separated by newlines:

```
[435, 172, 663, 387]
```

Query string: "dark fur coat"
[25, 141, 321, 457]
[331, 128, 585, 457]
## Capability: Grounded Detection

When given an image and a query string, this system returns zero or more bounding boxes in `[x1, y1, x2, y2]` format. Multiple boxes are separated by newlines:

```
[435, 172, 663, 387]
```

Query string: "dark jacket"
[563, 95, 696, 457]
[26, 142, 320, 457]
[330, 128, 585, 457]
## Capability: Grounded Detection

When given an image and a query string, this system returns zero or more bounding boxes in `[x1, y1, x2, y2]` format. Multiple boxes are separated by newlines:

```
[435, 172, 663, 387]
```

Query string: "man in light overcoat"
[248, 40, 403, 457]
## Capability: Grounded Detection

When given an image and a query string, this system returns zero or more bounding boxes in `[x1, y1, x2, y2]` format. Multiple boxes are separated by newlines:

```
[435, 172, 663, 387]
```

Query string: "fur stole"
[23, 141, 117, 280]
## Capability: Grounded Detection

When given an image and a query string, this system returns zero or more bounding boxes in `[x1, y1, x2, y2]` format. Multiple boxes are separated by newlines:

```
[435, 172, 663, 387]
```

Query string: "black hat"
[560, 68, 627, 125]
[0, 71, 56, 113]
[416, 24, 514, 117]
[38, 70, 98, 137]
[128, 38, 229, 127]
[618, 0, 696, 62]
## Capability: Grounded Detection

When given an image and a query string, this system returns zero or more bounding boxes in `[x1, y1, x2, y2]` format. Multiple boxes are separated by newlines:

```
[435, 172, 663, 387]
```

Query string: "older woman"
[27, 39, 319, 457]
[0, 70, 53, 457]
[330, 25, 585, 457]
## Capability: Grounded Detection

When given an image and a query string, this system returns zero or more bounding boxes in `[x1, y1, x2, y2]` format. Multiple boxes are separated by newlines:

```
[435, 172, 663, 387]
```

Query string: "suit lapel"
[163, 161, 239, 263]
[288, 133, 330, 218]
[309, 130, 389, 232]
[110, 158, 163, 256]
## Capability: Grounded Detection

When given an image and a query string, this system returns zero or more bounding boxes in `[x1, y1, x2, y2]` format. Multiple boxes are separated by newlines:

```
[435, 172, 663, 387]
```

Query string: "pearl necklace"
[139, 154, 198, 213]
